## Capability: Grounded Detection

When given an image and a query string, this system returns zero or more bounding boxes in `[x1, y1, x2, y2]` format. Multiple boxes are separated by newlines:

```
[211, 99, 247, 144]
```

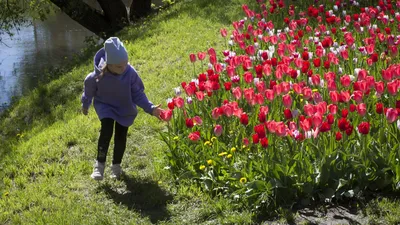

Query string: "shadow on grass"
[101, 174, 173, 223]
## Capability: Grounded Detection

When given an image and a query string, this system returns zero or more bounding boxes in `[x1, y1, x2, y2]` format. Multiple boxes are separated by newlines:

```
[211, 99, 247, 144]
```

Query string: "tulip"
[188, 131, 201, 142]
[189, 53, 196, 63]
[358, 122, 370, 135]
[214, 124, 223, 137]
[386, 108, 398, 123]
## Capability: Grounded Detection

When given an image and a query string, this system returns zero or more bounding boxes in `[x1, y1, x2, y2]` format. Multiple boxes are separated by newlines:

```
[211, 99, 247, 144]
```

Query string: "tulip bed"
[159, 0, 400, 211]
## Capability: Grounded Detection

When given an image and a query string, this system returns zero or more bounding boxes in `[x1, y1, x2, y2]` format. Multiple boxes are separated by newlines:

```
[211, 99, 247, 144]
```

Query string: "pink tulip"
[387, 81, 398, 96]
[328, 104, 338, 114]
[304, 104, 315, 117]
[340, 75, 351, 87]
[352, 90, 363, 103]
[193, 116, 203, 125]
[214, 124, 223, 137]
[265, 89, 275, 101]
[329, 91, 339, 104]
[275, 122, 287, 137]
[173, 97, 184, 108]
[212, 107, 221, 120]
[197, 52, 206, 60]
[195, 91, 204, 101]
[282, 94, 292, 108]
[386, 108, 398, 123]
[232, 87, 242, 100]
[312, 112, 323, 128]
[357, 103, 367, 117]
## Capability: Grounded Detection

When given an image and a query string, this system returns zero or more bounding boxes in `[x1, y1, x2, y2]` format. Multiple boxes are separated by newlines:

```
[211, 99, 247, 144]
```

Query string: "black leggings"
[97, 118, 129, 164]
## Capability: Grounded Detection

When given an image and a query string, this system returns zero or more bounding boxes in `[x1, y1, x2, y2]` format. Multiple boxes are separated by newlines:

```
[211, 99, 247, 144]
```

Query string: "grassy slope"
[0, 0, 399, 224]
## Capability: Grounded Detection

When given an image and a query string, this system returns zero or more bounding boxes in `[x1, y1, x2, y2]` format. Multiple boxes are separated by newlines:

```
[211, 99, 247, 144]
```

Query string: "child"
[81, 37, 162, 180]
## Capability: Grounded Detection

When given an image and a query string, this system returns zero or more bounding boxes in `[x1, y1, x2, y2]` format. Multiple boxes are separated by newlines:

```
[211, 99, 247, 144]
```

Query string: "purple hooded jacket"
[81, 48, 155, 127]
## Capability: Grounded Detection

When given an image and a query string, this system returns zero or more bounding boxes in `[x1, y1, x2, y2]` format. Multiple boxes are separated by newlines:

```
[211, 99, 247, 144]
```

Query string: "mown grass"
[0, 0, 400, 224]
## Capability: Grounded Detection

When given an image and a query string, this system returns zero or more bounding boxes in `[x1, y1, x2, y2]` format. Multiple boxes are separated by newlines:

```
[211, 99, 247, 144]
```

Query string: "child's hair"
[96, 63, 108, 82]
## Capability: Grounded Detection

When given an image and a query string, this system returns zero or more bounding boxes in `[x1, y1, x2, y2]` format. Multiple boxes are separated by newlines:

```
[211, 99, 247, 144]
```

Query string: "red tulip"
[185, 118, 194, 128]
[160, 109, 173, 122]
[260, 137, 269, 148]
[358, 122, 370, 135]
[284, 109, 292, 120]
[254, 124, 266, 138]
[188, 131, 201, 142]
[320, 121, 331, 132]
[338, 118, 349, 131]
[335, 131, 342, 141]
[327, 114, 335, 124]
[349, 104, 356, 112]
[224, 82, 232, 91]
[240, 113, 249, 125]
[376, 102, 384, 114]
[341, 109, 349, 118]
[252, 133, 259, 144]
[189, 53, 196, 63]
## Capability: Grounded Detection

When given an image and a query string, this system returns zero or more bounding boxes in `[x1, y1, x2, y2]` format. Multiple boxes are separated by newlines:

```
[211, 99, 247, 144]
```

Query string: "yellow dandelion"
[230, 147, 236, 152]
[207, 159, 213, 165]
[239, 177, 247, 184]
[211, 137, 217, 142]
[227, 154, 232, 159]
[199, 165, 206, 170]
[218, 152, 228, 156]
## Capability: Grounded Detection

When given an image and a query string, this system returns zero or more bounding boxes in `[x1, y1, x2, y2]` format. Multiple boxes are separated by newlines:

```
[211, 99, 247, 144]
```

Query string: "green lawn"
[0, 0, 399, 224]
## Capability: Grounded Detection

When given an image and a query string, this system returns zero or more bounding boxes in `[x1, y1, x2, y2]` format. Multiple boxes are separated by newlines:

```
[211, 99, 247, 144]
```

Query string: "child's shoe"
[110, 164, 122, 179]
[91, 161, 105, 180]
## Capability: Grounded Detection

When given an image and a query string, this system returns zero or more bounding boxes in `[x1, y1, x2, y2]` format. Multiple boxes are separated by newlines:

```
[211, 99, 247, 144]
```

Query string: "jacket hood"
[94, 48, 106, 75]
[93, 48, 132, 76]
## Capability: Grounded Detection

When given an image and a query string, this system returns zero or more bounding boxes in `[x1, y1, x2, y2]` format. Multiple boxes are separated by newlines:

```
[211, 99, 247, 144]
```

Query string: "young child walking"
[81, 37, 162, 180]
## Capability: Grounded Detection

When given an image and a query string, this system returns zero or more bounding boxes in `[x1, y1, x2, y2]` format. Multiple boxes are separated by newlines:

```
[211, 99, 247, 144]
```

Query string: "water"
[0, 0, 163, 111]
[0, 12, 94, 109]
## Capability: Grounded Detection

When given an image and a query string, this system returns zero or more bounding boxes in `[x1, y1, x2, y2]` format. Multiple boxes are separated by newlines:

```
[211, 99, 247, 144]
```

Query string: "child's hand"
[82, 107, 88, 115]
[152, 104, 163, 119]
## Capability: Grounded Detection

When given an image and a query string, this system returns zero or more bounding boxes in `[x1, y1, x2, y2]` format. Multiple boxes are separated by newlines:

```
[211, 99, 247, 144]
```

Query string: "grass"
[0, 0, 400, 224]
